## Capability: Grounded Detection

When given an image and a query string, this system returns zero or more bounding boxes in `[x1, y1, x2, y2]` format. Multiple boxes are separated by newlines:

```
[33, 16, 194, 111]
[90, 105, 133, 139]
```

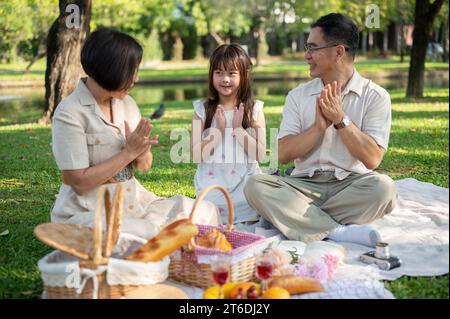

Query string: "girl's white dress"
[193, 99, 264, 224]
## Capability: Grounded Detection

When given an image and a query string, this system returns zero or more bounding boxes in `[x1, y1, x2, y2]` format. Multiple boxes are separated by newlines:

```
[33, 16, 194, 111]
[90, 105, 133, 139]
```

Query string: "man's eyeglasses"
[304, 43, 350, 53]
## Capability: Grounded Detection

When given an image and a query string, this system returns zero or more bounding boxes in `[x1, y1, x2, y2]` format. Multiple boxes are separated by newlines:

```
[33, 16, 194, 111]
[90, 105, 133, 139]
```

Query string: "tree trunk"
[198, 0, 224, 46]
[175, 88, 185, 101]
[23, 45, 46, 74]
[368, 32, 374, 52]
[400, 24, 405, 63]
[299, 32, 305, 53]
[209, 31, 225, 45]
[406, 0, 445, 98]
[159, 31, 174, 60]
[361, 31, 367, 55]
[442, 20, 448, 62]
[395, 23, 401, 54]
[255, 16, 267, 67]
[172, 31, 183, 61]
[39, 0, 91, 125]
[383, 28, 389, 56]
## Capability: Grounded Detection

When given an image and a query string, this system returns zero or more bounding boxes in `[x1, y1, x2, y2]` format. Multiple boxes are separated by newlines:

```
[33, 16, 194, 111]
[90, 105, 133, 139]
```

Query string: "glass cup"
[210, 255, 231, 299]
[255, 252, 275, 294]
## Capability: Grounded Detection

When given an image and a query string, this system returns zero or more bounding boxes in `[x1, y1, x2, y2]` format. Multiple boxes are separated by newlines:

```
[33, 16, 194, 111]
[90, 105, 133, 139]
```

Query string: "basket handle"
[104, 184, 123, 258]
[189, 185, 234, 231]
[91, 186, 106, 267]
[86, 185, 123, 268]
[103, 189, 112, 255]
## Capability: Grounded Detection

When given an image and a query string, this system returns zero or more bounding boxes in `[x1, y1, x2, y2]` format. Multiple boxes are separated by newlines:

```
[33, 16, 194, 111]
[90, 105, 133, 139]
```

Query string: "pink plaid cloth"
[184, 225, 266, 258]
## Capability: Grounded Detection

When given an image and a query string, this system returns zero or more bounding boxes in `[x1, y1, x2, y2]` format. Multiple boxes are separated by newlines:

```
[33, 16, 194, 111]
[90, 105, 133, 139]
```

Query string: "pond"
[0, 74, 448, 120]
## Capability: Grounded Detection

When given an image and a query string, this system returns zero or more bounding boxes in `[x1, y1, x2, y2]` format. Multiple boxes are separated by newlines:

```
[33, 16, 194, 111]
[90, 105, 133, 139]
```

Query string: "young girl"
[192, 43, 266, 228]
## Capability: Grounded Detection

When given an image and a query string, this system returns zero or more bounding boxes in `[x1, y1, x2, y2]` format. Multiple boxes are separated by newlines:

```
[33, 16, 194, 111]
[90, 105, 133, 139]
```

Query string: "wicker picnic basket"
[169, 185, 267, 288]
[35, 185, 170, 299]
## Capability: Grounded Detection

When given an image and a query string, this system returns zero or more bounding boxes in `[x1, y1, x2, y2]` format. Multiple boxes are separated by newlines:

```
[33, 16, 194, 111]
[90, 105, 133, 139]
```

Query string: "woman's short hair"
[81, 28, 143, 91]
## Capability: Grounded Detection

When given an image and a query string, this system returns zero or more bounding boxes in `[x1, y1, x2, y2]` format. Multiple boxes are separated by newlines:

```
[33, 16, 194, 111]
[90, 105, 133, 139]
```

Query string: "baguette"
[268, 275, 324, 295]
[126, 219, 198, 262]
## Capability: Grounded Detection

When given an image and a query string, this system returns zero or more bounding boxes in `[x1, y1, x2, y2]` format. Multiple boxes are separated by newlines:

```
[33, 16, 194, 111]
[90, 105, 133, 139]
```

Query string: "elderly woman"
[51, 28, 220, 239]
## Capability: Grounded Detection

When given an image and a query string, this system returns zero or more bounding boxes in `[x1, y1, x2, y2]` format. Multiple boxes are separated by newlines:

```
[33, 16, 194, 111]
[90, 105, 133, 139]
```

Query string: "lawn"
[0, 56, 448, 83]
[0, 86, 448, 299]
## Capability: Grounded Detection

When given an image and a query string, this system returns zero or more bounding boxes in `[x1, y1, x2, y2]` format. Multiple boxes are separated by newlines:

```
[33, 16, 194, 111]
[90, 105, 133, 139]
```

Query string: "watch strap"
[334, 115, 350, 130]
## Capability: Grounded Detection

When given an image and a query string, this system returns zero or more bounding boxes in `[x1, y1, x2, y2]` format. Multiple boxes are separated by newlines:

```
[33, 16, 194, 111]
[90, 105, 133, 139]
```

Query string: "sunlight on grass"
[0, 123, 47, 132]
[0, 179, 26, 190]
[1, 58, 448, 81]
[0, 85, 448, 299]
[390, 88, 449, 100]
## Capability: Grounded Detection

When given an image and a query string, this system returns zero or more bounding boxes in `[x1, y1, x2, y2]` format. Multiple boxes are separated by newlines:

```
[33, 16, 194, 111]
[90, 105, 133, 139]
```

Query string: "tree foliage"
[0, 0, 447, 63]
[0, 0, 58, 63]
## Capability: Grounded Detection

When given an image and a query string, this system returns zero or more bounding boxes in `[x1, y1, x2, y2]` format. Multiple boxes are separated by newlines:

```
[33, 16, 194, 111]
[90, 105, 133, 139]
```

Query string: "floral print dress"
[193, 99, 264, 224]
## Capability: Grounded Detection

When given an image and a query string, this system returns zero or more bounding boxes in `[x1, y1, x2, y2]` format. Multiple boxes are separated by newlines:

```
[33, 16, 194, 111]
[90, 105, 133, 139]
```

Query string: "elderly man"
[244, 13, 397, 247]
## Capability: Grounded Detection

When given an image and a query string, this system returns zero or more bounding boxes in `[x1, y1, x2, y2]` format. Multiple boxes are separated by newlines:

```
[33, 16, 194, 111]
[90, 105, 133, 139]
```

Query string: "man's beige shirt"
[278, 70, 392, 180]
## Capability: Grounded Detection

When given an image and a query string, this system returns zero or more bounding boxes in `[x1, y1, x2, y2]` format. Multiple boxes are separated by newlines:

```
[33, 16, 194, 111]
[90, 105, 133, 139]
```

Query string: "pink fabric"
[181, 225, 266, 259]
[293, 254, 341, 283]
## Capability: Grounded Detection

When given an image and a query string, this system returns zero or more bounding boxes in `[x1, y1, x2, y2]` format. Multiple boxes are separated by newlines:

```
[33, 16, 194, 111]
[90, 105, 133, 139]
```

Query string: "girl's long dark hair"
[203, 43, 255, 130]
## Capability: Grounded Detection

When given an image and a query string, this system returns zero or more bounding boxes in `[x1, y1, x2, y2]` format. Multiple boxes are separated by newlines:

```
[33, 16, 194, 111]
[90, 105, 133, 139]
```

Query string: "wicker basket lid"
[120, 284, 188, 299]
[34, 185, 124, 267]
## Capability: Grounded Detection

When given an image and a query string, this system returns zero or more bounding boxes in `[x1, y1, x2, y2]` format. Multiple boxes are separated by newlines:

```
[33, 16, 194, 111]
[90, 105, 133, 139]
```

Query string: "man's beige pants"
[244, 171, 397, 243]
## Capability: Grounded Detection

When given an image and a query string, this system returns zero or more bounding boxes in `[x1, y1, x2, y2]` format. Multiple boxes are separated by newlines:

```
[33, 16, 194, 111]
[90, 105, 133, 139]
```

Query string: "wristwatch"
[334, 115, 351, 130]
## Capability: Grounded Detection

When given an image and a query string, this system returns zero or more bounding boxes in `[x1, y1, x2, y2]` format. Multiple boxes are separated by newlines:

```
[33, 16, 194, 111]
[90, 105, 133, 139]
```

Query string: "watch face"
[343, 116, 351, 126]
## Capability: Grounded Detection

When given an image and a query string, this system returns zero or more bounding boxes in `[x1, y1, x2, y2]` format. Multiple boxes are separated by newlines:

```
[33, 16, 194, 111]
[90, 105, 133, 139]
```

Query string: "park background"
[0, 0, 448, 299]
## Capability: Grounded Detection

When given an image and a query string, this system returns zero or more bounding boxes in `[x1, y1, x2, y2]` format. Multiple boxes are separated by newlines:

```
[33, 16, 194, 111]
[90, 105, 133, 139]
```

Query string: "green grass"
[0, 60, 47, 81]
[0, 56, 448, 82]
[0, 87, 448, 299]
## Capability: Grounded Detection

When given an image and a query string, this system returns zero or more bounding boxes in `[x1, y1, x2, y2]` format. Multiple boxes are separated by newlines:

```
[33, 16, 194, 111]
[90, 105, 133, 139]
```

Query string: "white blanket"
[164, 178, 448, 299]
[343, 178, 449, 281]
[255, 178, 449, 281]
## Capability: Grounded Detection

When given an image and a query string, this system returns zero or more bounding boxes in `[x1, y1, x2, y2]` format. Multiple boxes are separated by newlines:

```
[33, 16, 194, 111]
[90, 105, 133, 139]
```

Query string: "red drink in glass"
[212, 269, 229, 286]
[256, 263, 273, 280]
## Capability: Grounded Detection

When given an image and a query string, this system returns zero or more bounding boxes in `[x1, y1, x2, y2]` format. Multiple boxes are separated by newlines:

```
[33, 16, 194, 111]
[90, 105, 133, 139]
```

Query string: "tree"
[0, 0, 33, 62]
[433, 0, 449, 62]
[253, 6, 268, 66]
[287, 0, 342, 55]
[197, 0, 253, 45]
[338, 0, 397, 55]
[91, 0, 145, 33]
[138, 0, 187, 61]
[246, 0, 278, 66]
[22, 0, 58, 73]
[392, 0, 415, 62]
[406, 0, 446, 98]
[39, 0, 92, 124]
[0, 0, 58, 67]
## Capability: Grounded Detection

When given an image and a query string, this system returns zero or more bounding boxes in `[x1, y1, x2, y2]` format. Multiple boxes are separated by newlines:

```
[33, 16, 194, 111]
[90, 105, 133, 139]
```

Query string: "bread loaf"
[196, 228, 232, 251]
[126, 219, 198, 262]
[268, 275, 324, 295]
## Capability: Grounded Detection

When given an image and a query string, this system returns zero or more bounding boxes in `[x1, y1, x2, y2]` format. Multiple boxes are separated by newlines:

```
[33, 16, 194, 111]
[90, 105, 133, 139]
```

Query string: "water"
[0, 75, 448, 120]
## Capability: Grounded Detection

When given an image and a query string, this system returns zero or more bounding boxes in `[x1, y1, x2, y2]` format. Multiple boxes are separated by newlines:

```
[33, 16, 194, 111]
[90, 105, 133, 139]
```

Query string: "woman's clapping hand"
[124, 119, 158, 159]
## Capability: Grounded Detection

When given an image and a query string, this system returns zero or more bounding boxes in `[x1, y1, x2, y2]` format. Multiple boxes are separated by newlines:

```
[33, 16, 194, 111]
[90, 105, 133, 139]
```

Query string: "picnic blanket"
[164, 178, 448, 299]
[340, 178, 449, 281]
[254, 178, 449, 281]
